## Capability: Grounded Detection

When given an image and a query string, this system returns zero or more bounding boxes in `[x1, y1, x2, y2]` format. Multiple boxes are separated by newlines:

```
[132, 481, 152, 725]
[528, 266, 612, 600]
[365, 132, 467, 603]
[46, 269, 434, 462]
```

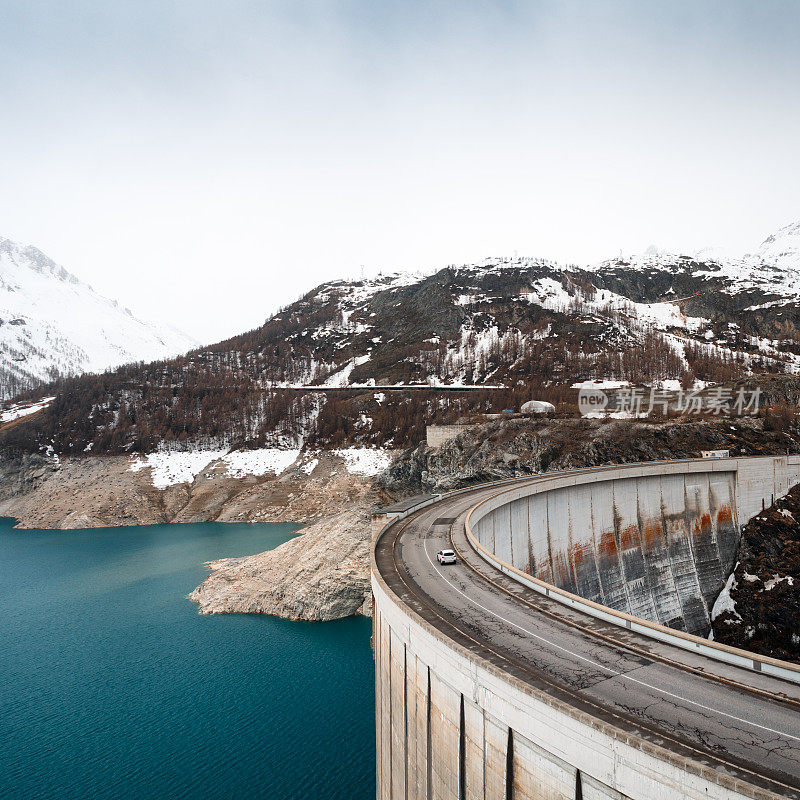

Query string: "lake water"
[0, 518, 375, 800]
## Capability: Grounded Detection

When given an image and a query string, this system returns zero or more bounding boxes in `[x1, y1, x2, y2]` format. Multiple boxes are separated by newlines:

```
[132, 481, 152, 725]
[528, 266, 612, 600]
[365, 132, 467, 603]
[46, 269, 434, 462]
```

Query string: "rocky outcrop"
[0, 451, 58, 503]
[188, 506, 373, 620]
[379, 416, 800, 496]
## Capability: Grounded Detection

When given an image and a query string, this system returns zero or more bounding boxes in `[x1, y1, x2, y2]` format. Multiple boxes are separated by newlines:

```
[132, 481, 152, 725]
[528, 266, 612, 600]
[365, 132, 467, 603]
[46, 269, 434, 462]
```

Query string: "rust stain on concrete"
[620, 523, 639, 551]
[641, 517, 663, 551]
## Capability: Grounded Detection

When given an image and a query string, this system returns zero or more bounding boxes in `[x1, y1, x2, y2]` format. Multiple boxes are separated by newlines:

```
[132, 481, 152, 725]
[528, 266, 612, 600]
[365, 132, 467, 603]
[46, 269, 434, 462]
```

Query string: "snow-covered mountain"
[593, 222, 800, 301]
[755, 220, 800, 272]
[3, 220, 800, 456]
[0, 236, 198, 398]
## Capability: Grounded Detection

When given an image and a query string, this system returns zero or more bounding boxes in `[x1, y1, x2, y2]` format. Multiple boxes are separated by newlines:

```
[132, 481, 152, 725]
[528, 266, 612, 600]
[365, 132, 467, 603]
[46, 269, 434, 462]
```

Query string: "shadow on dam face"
[474, 472, 739, 636]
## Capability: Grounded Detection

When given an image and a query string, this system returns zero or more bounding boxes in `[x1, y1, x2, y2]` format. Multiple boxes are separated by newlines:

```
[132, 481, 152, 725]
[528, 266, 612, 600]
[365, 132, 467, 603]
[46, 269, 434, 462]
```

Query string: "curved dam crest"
[472, 471, 739, 636]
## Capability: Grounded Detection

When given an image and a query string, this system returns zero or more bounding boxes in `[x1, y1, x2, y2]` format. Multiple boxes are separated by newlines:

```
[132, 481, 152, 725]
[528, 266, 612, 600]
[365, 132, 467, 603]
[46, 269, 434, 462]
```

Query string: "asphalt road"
[374, 478, 800, 798]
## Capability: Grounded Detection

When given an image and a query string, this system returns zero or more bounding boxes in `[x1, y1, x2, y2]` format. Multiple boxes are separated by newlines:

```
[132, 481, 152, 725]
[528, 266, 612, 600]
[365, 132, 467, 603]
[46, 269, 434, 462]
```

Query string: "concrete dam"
[372, 456, 800, 800]
[470, 470, 738, 636]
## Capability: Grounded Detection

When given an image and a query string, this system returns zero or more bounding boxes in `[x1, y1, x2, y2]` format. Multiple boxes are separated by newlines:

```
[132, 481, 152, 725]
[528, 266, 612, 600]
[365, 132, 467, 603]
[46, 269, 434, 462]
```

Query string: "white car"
[437, 549, 457, 565]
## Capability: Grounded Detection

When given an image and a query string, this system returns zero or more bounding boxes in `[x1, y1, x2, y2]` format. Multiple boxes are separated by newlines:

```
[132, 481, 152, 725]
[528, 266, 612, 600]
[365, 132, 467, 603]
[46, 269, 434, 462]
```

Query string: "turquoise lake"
[0, 518, 375, 799]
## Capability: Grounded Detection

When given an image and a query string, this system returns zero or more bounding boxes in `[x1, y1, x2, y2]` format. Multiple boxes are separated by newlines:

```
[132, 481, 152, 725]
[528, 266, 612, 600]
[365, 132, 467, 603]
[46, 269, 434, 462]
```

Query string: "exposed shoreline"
[187, 505, 375, 620]
[0, 449, 384, 530]
[0, 449, 389, 621]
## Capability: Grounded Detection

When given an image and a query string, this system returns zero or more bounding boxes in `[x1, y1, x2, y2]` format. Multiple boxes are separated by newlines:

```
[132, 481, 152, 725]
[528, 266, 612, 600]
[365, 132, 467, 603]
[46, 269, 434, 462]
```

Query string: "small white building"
[521, 400, 555, 415]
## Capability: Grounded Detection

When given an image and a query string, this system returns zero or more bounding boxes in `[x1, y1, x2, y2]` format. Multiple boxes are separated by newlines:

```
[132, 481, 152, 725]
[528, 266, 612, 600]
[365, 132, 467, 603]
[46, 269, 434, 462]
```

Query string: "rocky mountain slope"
[2, 222, 800, 457]
[0, 236, 197, 398]
[711, 482, 800, 664]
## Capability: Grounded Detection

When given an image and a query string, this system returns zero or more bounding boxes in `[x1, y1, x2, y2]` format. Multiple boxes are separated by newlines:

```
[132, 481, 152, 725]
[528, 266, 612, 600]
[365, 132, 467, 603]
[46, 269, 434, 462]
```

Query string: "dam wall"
[373, 456, 800, 800]
[470, 457, 800, 636]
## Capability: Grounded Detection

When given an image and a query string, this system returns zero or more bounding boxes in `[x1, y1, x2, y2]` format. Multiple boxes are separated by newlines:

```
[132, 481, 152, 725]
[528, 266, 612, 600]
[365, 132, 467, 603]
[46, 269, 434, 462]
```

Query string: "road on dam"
[374, 476, 800, 799]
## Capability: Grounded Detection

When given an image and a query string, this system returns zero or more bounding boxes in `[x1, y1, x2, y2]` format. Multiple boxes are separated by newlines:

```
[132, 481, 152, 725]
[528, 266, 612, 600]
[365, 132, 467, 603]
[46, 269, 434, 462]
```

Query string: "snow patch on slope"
[0, 396, 55, 422]
[129, 444, 392, 486]
[763, 574, 795, 591]
[128, 446, 308, 487]
[333, 447, 393, 476]
[221, 448, 300, 478]
[711, 571, 741, 624]
[129, 449, 228, 489]
[321, 354, 371, 387]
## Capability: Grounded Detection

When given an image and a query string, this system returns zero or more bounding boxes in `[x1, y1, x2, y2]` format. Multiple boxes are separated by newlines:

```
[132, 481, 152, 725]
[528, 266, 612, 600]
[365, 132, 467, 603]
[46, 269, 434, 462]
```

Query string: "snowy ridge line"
[294, 240, 800, 392]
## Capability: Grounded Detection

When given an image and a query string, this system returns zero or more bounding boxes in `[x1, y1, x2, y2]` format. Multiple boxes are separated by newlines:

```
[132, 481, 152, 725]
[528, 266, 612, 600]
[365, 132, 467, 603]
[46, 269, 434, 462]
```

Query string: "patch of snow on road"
[334, 447, 393, 476]
[571, 380, 631, 390]
[129, 449, 229, 489]
[221, 448, 300, 478]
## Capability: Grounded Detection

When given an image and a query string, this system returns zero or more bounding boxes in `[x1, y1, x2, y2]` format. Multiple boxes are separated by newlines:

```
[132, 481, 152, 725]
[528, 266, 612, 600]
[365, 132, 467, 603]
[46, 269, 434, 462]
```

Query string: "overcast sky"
[1, 1, 799, 341]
